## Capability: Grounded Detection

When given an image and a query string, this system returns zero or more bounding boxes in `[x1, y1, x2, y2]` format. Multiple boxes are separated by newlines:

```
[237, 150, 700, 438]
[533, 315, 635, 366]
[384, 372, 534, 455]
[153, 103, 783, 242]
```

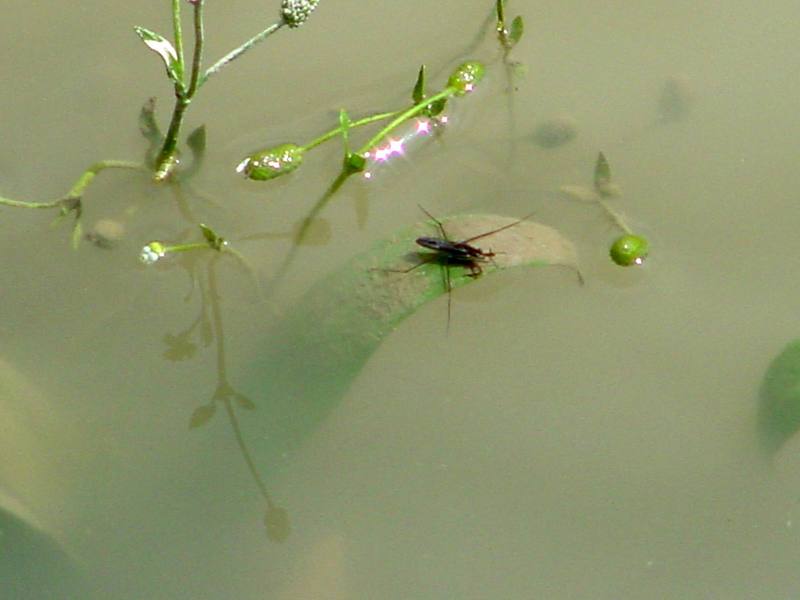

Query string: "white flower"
[140, 241, 166, 265]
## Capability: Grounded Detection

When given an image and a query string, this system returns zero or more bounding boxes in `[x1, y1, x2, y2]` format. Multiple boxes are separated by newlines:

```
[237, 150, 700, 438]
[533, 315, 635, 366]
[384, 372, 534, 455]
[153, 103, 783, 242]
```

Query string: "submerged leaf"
[235, 393, 256, 410]
[509, 15, 524, 45]
[759, 339, 800, 455]
[189, 403, 216, 429]
[264, 506, 291, 542]
[138, 97, 162, 144]
[187, 125, 206, 156]
[594, 151, 612, 194]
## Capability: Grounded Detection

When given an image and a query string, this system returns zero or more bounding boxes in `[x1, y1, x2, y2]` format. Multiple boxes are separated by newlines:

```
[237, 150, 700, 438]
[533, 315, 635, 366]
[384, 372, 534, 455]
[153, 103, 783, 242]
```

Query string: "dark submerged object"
[531, 115, 578, 149]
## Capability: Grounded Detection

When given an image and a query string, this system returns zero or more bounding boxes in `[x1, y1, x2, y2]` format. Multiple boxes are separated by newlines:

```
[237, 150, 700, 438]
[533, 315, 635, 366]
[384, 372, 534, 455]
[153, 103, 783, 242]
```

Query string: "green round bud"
[236, 143, 304, 181]
[281, 0, 320, 28]
[447, 61, 486, 96]
[609, 234, 649, 267]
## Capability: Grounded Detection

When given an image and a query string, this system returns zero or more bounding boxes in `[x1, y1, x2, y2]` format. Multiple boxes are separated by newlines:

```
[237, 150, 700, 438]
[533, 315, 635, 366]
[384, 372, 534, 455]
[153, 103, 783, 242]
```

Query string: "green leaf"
[412, 64, 426, 105]
[199, 223, 225, 250]
[496, 0, 506, 27]
[510, 15, 524, 45]
[594, 151, 612, 196]
[134, 26, 183, 89]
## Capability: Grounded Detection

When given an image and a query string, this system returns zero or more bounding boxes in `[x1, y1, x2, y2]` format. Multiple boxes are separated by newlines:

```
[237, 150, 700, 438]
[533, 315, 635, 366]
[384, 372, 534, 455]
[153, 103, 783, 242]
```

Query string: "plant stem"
[302, 111, 401, 152]
[171, 0, 185, 81]
[596, 195, 633, 234]
[155, 0, 205, 180]
[186, 0, 204, 97]
[355, 87, 456, 155]
[200, 21, 284, 87]
[0, 160, 142, 209]
[165, 241, 212, 254]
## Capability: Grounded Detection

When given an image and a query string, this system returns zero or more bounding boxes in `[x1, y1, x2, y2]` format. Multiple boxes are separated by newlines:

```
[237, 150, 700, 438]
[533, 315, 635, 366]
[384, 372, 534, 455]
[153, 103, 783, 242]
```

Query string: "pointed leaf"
[510, 15, 524, 45]
[134, 26, 183, 88]
[412, 65, 426, 105]
[495, 0, 506, 27]
[189, 403, 216, 429]
[199, 223, 218, 245]
[594, 151, 612, 196]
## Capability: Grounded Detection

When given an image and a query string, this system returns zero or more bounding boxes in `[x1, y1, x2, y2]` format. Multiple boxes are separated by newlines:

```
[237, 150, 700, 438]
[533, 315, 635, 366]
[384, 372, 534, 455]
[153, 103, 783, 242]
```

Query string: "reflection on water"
[3, 0, 800, 598]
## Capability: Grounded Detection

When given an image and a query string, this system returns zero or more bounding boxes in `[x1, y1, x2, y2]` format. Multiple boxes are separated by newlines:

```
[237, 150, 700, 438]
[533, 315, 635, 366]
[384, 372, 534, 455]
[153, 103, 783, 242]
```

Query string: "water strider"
[380, 205, 536, 330]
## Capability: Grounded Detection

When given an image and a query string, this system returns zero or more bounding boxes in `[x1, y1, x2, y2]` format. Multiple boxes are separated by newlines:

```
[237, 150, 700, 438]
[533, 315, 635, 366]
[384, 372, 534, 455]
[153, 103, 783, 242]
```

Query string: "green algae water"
[3, 1, 800, 598]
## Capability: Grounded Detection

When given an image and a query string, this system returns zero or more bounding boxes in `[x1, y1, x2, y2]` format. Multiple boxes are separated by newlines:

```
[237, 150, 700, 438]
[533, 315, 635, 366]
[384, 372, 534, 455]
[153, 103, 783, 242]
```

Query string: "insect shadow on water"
[378, 205, 536, 332]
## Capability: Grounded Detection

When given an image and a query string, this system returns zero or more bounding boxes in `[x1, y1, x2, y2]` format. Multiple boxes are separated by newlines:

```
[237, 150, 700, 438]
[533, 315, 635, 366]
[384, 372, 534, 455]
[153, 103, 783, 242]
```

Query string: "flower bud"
[609, 234, 649, 267]
[236, 143, 304, 181]
[447, 61, 486, 95]
[281, 0, 320, 28]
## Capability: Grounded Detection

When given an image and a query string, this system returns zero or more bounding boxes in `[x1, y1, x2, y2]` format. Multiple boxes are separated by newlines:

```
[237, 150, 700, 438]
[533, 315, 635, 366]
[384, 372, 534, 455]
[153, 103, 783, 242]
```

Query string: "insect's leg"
[371, 254, 436, 274]
[417, 204, 451, 241]
[466, 261, 483, 278]
[443, 263, 452, 334]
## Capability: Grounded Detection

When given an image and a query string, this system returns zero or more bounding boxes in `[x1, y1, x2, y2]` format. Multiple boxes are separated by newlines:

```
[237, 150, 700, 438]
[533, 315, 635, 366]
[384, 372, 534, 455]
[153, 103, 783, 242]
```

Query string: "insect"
[382, 205, 534, 330]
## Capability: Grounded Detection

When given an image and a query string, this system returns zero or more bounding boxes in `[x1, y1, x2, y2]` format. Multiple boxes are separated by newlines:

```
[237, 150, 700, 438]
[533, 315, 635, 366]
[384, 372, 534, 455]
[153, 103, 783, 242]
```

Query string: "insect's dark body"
[414, 236, 495, 277]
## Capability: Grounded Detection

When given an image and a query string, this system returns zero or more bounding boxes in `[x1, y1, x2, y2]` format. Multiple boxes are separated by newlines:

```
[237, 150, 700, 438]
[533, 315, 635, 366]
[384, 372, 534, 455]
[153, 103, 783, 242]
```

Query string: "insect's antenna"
[461, 211, 536, 244]
[418, 204, 451, 241]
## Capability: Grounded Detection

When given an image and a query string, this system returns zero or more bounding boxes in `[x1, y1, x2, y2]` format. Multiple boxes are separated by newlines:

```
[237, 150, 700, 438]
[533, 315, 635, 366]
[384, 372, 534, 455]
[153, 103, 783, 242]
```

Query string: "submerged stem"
[0, 160, 142, 209]
[596, 195, 632, 234]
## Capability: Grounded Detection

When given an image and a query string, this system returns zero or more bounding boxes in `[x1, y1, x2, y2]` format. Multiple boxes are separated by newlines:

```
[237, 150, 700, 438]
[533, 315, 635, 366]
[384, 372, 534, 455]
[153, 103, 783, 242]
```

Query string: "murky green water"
[3, 1, 800, 598]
